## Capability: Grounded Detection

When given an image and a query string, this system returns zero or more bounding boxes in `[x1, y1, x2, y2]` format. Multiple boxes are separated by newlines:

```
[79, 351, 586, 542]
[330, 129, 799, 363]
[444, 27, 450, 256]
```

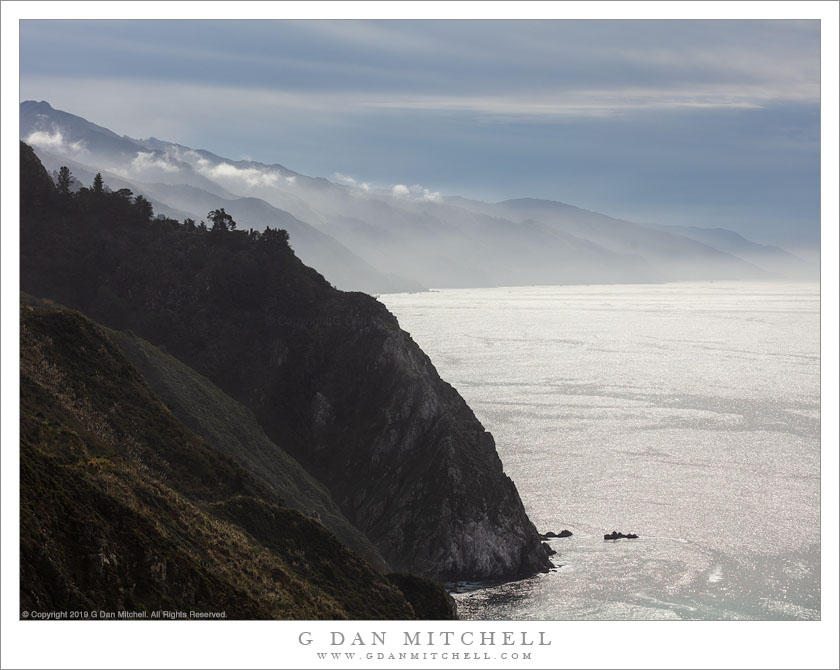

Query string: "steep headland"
[20, 142, 551, 581]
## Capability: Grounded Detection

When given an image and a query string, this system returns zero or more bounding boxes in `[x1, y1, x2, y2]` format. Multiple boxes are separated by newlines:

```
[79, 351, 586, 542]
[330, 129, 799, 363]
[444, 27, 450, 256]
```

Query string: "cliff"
[20, 142, 551, 580]
[20, 301, 420, 618]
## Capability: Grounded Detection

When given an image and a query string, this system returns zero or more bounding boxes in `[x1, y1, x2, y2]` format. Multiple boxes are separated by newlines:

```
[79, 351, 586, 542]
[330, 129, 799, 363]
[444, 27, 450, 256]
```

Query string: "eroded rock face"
[278, 305, 551, 580]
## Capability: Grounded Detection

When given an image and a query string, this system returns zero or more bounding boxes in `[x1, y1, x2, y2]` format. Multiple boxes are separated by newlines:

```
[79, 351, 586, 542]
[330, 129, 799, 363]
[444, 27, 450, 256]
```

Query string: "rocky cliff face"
[284, 298, 550, 579]
[20, 143, 551, 580]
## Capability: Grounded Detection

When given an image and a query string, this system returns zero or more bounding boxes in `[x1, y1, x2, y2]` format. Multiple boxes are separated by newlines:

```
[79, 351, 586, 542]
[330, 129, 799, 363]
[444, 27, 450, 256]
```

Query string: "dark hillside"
[109, 326, 387, 570]
[20, 144, 550, 580]
[20, 301, 419, 618]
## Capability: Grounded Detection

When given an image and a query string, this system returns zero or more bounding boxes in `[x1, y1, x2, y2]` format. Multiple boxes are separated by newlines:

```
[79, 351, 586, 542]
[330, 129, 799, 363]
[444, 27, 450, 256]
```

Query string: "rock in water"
[540, 529, 572, 539]
[604, 531, 639, 540]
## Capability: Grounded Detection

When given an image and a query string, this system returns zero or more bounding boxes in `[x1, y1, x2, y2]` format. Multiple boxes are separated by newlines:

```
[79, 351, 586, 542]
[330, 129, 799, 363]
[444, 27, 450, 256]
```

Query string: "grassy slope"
[20, 301, 416, 619]
[108, 326, 387, 570]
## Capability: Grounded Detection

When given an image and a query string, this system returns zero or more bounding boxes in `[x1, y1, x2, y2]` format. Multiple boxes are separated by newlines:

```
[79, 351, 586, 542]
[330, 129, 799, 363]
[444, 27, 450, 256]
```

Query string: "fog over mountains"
[21, 101, 813, 292]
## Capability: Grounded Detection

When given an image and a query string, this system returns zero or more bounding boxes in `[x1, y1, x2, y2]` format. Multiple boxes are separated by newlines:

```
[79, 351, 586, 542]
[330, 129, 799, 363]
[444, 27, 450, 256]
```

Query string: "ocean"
[380, 282, 820, 620]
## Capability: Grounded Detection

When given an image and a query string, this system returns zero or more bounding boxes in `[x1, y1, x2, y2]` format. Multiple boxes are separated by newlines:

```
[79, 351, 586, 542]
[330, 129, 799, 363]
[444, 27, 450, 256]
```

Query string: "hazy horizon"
[20, 20, 820, 249]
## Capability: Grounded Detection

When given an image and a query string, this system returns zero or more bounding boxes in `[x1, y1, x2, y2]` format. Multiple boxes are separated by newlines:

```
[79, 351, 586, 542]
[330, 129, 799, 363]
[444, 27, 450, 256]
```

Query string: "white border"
[2, 3, 838, 669]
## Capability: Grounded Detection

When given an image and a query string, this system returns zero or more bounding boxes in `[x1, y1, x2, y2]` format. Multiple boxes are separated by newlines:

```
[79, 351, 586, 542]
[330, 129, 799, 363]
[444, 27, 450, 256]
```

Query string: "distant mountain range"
[21, 100, 815, 292]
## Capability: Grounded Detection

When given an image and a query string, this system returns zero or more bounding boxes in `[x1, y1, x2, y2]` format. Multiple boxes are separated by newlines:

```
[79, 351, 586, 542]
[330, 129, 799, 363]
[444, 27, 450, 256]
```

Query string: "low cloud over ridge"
[392, 183, 442, 202]
[24, 127, 86, 155]
[131, 151, 180, 173]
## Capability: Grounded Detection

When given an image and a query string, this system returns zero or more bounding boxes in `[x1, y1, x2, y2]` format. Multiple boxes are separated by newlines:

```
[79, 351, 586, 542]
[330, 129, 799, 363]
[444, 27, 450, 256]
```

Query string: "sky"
[19, 19, 821, 248]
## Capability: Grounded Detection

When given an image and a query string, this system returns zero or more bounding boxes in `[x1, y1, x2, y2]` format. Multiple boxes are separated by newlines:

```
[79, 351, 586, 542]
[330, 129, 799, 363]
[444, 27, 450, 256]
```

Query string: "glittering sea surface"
[381, 282, 820, 620]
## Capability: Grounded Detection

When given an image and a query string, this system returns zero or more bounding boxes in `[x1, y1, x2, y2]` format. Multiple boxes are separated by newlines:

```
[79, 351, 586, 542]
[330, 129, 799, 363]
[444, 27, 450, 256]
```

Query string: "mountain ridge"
[22, 100, 814, 291]
[20, 101, 420, 294]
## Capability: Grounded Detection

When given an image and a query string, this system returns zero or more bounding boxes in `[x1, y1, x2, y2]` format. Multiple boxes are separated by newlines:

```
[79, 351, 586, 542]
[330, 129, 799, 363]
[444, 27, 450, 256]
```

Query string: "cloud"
[412, 184, 442, 202]
[363, 87, 778, 118]
[391, 183, 441, 202]
[24, 127, 86, 154]
[21, 77, 811, 142]
[131, 151, 180, 173]
[160, 146, 295, 189]
[166, 153, 283, 188]
[334, 172, 357, 186]
[20, 21, 819, 110]
[203, 162, 283, 187]
[19, 21, 819, 133]
[169, 147, 210, 169]
[335, 172, 370, 191]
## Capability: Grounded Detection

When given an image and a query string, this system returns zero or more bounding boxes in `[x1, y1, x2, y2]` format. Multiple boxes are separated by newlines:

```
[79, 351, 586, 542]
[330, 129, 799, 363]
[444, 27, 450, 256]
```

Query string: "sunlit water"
[381, 282, 820, 620]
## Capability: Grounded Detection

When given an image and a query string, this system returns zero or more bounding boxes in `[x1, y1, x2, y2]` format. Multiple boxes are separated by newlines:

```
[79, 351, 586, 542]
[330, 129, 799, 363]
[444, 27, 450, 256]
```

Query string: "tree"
[92, 172, 104, 193]
[208, 208, 236, 232]
[262, 226, 290, 247]
[56, 166, 74, 196]
[134, 195, 154, 221]
[183, 218, 197, 232]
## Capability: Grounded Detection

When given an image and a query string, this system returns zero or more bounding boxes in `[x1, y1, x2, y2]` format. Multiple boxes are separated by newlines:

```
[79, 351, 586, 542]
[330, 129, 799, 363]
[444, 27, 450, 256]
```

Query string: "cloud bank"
[392, 183, 441, 202]
[24, 128, 86, 154]
[160, 147, 297, 189]
[131, 151, 180, 173]
[334, 172, 370, 191]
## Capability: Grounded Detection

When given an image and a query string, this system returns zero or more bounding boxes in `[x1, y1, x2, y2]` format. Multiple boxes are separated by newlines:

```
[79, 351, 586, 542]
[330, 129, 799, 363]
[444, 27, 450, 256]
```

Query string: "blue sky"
[20, 20, 820, 247]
